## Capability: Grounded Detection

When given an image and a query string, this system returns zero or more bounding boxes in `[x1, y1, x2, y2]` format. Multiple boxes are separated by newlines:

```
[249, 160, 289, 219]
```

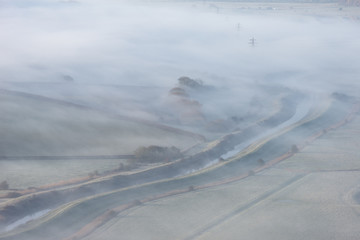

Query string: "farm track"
[0, 95, 356, 240]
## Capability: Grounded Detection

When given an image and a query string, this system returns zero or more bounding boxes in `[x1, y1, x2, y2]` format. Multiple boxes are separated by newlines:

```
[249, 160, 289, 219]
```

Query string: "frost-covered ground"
[83, 108, 360, 240]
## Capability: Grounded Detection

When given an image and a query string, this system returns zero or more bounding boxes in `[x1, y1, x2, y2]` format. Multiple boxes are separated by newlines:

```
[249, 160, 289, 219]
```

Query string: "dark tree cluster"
[331, 92, 354, 102]
[134, 145, 183, 163]
[178, 76, 203, 89]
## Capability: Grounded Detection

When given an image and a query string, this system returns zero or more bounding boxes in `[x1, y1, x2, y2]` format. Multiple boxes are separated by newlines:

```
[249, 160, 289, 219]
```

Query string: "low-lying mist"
[1, 0, 359, 136]
[1, 2, 360, 239]
[1, 0, 359, 87]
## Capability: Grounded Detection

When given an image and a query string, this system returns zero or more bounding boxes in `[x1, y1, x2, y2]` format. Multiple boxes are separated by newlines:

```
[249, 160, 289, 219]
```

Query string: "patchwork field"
[82, 113, 360, 240]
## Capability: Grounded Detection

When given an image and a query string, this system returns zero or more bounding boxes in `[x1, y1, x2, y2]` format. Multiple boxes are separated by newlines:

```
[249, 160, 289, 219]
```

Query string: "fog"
[1, 0, 359, 131]
[1, 0, 359, 88]
[1, 1, 360, 239]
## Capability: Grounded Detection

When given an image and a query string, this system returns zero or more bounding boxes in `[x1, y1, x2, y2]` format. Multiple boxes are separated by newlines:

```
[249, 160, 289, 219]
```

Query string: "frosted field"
[200, 172, 360, 240]
[0, 92, 200, 189]
[83, 113, 360, 240]
[0, 92, 198, 157]
[0, 159, 122, 190]
[275, 119, 360, 173]
[83, 172, 298, 240]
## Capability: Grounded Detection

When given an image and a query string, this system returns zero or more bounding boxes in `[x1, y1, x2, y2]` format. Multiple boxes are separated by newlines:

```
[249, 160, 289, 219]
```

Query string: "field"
[0, 90, 201, 189]
[82, 112, 360, 240]
[0, 159, 123, 190]
[198, 172, 360, 240]
[0, 79, 283, 191]
[1, 1, 360, 239]
[0, 91, 200, 156]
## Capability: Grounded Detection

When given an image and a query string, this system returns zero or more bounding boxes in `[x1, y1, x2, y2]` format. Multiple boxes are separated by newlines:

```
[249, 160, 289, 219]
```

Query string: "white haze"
[0, 0, 359, 93]
[1, 1, 360, 238]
